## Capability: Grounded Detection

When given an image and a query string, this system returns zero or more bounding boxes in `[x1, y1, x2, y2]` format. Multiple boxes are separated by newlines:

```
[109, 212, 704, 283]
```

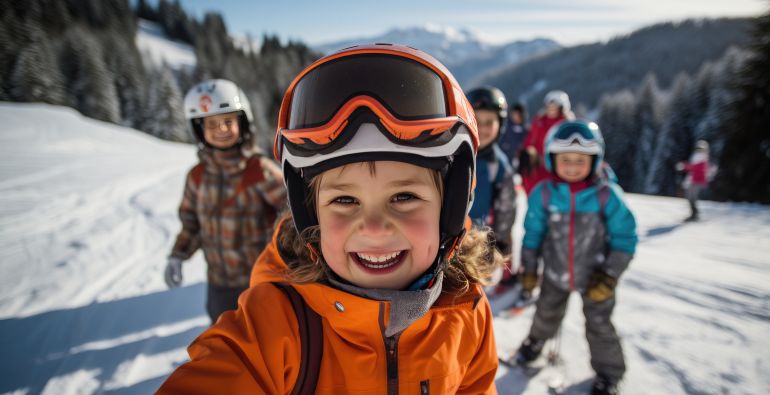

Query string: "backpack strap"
[189, 163, 205, 187]
[273, 282, 323, 395]
[221, 156, 267, 208]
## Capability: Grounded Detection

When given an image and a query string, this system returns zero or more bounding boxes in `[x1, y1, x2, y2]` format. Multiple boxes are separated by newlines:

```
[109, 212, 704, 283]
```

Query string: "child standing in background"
[164, 79, 286, 324]
[515, 120, 638, 395]
[500, 102, 529, 170]
[676, 139, 711, 221]
[466, 86, 517, 287]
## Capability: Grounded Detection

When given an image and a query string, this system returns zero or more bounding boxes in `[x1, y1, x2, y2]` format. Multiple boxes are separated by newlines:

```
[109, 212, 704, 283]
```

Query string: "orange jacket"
[158, 227, 499, 394]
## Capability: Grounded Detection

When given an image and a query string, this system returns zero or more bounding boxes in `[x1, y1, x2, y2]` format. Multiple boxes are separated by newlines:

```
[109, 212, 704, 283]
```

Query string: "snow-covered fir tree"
[103, 33, 147, 129]
[631, 73, 665, 193]
[10, 26, 66, 105]
[644, 73, 693, 196]
[143, 65, 188, 142]
[598, 90, 637, 191]
[60, 28, 121, 123]
[713, 10, 770, 203]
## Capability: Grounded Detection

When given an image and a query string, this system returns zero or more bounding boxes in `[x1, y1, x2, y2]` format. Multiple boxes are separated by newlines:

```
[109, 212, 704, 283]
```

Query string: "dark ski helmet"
[466, 86, 508, 122]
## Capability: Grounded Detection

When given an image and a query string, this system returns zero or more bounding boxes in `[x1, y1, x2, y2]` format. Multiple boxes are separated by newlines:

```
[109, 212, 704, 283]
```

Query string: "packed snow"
[135, 19, 197, 70]
[0, 103, 768, 394]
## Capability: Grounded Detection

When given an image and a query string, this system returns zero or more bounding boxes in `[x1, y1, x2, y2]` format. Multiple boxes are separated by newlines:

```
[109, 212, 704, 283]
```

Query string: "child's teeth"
[357, 251, 399, 263]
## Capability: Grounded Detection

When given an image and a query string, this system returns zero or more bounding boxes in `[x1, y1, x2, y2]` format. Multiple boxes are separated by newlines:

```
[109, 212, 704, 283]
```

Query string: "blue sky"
[164, 0, 766, 46]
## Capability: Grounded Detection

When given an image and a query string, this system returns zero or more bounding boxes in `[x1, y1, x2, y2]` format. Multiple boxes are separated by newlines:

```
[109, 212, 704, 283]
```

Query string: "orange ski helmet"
[275, 43, 478, 261]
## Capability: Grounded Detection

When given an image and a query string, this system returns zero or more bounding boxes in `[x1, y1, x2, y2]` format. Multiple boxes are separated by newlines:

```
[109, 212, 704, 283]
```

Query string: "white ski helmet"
[695, 140, 709, 151]
[183, 79, 254, 146]
[544, 90, 571, 113]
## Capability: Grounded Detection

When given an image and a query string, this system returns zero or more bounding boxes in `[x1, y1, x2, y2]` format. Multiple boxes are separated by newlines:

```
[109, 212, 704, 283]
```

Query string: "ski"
[544, 327, 567, 394]
[497, 355, 546, 377]
[545, 351, 567, 394]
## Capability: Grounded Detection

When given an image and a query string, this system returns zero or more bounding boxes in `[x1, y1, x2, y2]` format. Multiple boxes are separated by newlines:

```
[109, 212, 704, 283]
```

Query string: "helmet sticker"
[199, 95, 212, 113]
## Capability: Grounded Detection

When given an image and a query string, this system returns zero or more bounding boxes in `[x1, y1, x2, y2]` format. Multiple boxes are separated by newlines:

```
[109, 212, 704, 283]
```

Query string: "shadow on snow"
[0, 283, 207, 394]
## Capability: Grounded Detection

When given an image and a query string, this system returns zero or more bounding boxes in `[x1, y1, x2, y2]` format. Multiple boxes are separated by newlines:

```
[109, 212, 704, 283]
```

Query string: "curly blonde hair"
[274, 162, 506, 295]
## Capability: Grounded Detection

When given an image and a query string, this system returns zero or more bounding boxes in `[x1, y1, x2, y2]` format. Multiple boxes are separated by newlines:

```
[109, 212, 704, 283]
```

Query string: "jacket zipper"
[385, 334, 400, 395]
[379, 302, 401, 395]
[568, 191, 576, 290]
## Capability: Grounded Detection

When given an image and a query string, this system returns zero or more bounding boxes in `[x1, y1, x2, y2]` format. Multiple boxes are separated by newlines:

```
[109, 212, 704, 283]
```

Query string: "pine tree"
[143, 65, 189, 142]
[695, 47, 750, 161]
[646, 73, 693, 195]
[712, 10, 770, 203]
[60, 28, 121, 123]
[135, 0, 159, 22]
[10, 25, 67, 105]
[631, 73, 664, 192]
[102, 31, 147, 128]
[598, 90, 637, 190]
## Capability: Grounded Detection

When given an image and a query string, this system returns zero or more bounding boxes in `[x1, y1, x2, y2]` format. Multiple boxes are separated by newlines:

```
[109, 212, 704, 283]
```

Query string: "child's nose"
[358, 209, 392, 236]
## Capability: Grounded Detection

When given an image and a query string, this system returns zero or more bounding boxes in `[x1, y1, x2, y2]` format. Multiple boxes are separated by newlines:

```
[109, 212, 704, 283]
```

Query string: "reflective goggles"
[548, 134, 602, 155]
[548, 122, 603, 154]
[274, 46, 478, 161]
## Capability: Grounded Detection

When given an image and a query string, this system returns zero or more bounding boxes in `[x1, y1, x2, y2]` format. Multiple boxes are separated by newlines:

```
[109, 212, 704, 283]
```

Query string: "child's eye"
[331, 196, 357, 205]
[392, 193, 417, 203]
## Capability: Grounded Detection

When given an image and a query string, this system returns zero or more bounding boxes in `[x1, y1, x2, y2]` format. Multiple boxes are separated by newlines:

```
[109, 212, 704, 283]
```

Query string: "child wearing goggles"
[513, 120, 638, 395]
[159, 45, 504, 394]
[164, 79, 287, 324]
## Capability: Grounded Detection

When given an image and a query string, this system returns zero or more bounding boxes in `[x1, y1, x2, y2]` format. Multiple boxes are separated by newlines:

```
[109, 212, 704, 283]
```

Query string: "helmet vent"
[219, 103, 230, 108]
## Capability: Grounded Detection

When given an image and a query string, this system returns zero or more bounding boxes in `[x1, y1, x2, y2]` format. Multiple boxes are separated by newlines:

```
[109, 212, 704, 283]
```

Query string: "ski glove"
[164, 257, 184, 288]
[586, 271, 617, 303]
[521, 272, 539, 292]
[520, 272, 539, 301]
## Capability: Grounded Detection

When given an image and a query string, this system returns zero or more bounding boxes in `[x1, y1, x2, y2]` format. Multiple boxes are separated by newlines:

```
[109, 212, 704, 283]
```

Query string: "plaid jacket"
[170, 147, 287, 287]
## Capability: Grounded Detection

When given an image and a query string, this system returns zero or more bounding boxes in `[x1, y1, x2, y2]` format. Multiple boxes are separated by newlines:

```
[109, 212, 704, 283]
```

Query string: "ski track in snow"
[1, 103, 770, 394]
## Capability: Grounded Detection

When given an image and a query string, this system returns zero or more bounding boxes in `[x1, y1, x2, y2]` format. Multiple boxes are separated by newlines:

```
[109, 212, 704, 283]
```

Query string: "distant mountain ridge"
[314, 25, 561, 87]
[481, 18, 754, 112]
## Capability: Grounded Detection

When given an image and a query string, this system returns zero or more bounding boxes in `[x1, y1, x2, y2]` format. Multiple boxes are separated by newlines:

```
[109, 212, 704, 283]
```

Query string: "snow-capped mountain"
[314, 25, 491, 65]
[314, 25, 560, 86]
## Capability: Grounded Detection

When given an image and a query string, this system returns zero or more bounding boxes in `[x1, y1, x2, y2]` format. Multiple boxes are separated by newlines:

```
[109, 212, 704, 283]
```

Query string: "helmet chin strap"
[406, 228, 466, 291]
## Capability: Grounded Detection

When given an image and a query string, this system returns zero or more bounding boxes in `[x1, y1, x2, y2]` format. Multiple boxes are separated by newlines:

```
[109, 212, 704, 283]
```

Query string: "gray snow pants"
[528, 278, 626, 380]
[685, 184, 702, 218]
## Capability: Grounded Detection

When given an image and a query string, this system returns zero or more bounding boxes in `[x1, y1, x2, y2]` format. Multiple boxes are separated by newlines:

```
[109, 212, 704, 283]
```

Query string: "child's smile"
[203, 113, 241, 149]
[316, 161, 442, 290]
[351, 250, 406, 273]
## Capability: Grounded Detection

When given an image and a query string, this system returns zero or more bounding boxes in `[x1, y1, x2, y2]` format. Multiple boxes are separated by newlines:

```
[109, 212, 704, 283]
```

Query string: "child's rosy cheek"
[320, 214, 352, 234]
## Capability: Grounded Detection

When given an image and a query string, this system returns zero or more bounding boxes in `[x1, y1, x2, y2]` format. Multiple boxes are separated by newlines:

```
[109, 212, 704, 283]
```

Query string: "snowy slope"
[1, 103, 769, 394]
[0, 103, 207, 394]
[135, 19, 196, 70]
